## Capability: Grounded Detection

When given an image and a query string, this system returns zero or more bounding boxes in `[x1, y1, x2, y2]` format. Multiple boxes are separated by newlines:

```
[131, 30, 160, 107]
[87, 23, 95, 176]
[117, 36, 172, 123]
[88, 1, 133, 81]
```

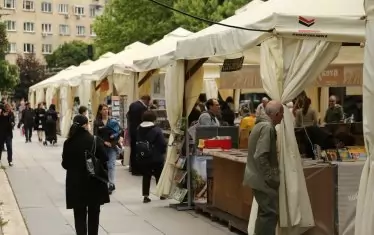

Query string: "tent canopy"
[132, 27, 193, 72]
[175, 0, 365, 60]
[29, 65, 77, 91]
[80, 41, 149, 81]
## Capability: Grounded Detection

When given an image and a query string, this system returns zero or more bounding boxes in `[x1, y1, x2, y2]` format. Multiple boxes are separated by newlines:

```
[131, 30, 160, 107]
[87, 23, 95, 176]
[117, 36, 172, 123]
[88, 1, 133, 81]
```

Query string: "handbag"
[85, 136, 113, 186]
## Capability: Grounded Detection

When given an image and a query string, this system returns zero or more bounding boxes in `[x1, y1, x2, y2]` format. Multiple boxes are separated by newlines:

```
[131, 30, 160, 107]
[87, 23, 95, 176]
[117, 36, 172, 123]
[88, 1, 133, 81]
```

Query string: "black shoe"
[43, 141, 47, 146]
[143, 197, 151, 203]
[29, 139, 32, 142]
[160, 196, 167, 200]
[109, 184, 116, 192]
[25, 139, 28, 143]
[8, 162, 13, 167]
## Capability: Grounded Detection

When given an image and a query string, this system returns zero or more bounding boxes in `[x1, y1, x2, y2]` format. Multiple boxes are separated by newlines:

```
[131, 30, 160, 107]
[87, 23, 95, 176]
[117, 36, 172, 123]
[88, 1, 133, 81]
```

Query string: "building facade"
[1, 0, 106, 64]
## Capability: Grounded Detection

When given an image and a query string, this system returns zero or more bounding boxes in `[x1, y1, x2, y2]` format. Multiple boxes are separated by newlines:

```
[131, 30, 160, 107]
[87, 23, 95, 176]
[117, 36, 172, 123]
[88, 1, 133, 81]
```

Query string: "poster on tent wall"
[111, 96, 121, 123]
[119, 95, 128, 129]
[151, 73, 165, 99]
[337, 162, 365, 235]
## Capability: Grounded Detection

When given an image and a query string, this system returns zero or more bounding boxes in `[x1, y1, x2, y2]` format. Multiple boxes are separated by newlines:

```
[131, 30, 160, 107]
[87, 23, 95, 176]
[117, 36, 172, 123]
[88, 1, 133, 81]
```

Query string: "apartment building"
[1, 0, 107, 64]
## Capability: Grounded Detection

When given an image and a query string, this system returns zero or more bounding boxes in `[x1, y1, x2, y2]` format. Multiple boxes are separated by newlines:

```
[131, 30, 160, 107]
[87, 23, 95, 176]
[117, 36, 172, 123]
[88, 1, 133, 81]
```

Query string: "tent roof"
[131, 27, 193, 72]
[30, 65, 77, 90]
[75, 41, 149, 82]
[175, 0, 365, 60]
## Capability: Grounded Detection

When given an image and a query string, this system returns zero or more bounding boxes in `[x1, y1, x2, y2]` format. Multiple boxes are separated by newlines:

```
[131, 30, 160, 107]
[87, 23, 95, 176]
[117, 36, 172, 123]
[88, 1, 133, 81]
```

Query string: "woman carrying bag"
[62, 115, 110, 235]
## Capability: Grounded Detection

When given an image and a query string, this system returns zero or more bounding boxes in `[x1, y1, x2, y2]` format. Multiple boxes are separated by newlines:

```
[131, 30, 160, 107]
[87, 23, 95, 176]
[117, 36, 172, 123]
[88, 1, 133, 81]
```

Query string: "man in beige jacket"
[243, 100, 284, 235]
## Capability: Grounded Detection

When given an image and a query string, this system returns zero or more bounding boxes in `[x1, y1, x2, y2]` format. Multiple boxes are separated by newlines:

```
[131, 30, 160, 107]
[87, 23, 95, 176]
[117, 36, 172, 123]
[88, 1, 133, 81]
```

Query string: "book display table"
[201, 149, 337, 235]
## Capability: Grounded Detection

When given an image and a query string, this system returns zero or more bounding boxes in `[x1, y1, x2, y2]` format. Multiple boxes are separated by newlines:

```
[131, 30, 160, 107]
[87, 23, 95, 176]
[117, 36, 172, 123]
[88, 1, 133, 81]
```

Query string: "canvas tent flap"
[175, 0, 365, 60]
[355, 1, 374, 234]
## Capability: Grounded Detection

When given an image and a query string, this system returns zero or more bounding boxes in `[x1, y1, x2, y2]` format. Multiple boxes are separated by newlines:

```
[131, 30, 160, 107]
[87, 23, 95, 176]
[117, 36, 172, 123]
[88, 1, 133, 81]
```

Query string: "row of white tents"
[30, 0, 374, 233]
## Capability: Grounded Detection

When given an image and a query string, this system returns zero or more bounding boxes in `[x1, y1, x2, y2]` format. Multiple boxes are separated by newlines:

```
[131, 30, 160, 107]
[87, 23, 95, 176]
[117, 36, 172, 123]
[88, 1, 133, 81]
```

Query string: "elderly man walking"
[243, 100, 284, 235]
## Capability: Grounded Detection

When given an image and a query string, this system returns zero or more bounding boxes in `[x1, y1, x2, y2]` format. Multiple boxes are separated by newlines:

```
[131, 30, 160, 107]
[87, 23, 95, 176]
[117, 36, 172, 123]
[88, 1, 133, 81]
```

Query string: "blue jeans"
[0, 136, 12, 163]
[106, 148, 117, 185]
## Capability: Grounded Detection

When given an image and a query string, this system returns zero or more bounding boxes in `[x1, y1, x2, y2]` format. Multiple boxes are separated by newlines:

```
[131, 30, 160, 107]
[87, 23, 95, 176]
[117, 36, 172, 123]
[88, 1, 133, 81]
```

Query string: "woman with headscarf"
[44, 104, 58, 145]
[62, 115, 109, 235]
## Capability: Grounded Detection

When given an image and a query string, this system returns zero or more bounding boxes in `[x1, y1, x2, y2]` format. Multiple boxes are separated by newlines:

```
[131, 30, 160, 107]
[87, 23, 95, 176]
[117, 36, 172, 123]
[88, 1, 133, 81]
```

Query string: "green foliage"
[173, 0, 221, 32]
[0, 22, 19, 91]
[14, 54, 45, 100]
[45, 40, 90, 69]
[93, 0, 249, 56]
[93, 0, 175, 55]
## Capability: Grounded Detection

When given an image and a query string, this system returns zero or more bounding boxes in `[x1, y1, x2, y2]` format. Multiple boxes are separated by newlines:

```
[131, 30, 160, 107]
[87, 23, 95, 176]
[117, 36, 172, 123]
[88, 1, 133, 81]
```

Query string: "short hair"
[225, 96, 234, 103]
[262, 97, 269, 102]
[206, 98, 216, 110]
[142, 110, 157, 122]
[264, 101, 283, 115]
[78, 106, 88, 114]
[140, 95, 151, 101]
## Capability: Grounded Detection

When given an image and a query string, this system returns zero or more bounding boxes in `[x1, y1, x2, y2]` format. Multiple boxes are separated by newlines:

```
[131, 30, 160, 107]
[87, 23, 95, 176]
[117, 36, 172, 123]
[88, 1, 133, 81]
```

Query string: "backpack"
[135, 127, 155, 163]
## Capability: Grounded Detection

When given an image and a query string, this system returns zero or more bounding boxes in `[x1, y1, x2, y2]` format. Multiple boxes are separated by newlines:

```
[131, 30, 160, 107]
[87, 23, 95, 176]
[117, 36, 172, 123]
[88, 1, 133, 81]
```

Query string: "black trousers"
[73, 205, 100, 235]
[130, 132, 141, 175]
[0, 136, 12, 163]
[24, 126, 33, 141]
[253, 189, 279, 235]
[142, 162, 163, 196]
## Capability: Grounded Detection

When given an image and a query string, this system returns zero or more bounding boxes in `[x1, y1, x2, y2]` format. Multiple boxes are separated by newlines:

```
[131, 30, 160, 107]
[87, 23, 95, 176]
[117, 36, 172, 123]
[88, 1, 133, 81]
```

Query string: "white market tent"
[29, 65, 77, 106]
[165, 0, 366, 234]
[356, 0, 374, 234]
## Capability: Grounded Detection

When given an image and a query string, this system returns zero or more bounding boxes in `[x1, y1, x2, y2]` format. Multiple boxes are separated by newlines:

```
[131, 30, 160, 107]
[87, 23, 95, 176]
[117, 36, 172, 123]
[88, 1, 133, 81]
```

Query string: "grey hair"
[265, 101, 283, 115]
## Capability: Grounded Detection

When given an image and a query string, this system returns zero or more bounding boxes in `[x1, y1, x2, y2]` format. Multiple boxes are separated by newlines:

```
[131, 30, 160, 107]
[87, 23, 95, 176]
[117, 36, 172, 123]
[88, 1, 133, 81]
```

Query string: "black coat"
[34, 108, 46, 130]
[62, 129, 110, 209]
[21, 108, 35, 127]
[137, 123, 167, 163]
[0, 111, 15, 138]
[127, 100, 148, 134]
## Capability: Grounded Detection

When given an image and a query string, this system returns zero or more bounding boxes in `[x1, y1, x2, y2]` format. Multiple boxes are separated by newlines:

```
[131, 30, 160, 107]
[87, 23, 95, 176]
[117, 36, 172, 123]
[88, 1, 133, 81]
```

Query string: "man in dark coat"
[127, 95, 151, 175]
[20, 102, 35, 143]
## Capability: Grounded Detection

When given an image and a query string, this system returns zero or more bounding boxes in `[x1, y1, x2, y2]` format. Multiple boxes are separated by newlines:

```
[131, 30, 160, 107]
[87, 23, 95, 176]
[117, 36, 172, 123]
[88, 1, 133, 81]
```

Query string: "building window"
[3, 0, 15, 9]
[76, 26, 85, 36]
[89, 5, 97, 17]
[58, 3, 68, 14]
[41, 2, 52, 13]
[59, 24, 69, 35]
[5, 21, 16, 31]
[90, 25, 96, 37]
[23, 43, 34, 53]
[41, 23, 52, 34]
[6, 43, 16, 53]
[23, 0, 34, 11]
[42, 44, 52, 54]
[23, 22, 35, 32]
[74, 6, 84, 16]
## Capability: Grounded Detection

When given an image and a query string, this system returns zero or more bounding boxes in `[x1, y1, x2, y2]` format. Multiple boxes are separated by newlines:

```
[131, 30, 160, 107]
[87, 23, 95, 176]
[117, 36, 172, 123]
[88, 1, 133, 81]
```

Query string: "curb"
[0, 169, 29, 235]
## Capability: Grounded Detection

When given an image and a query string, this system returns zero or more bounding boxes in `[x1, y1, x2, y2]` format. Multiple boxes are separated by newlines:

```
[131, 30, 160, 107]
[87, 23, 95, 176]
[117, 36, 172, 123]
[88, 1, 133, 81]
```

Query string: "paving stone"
[6, 132, 237, 235]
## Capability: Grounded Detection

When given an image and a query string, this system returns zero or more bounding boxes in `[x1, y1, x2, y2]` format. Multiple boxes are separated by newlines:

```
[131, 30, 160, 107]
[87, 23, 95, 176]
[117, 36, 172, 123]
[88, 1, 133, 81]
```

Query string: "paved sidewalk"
[2, 132, 236, 235]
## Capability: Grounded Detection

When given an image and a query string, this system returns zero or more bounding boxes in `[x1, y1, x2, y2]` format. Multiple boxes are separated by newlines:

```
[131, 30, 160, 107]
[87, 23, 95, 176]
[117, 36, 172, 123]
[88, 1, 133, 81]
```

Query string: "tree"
[14, 54, 45, 100]
[173, 0, 249, 32]
[0, 22, 19, 91]
[93, 0, 250, 56]
[45, 40, 90, 69]
[93, 0, 175, 55]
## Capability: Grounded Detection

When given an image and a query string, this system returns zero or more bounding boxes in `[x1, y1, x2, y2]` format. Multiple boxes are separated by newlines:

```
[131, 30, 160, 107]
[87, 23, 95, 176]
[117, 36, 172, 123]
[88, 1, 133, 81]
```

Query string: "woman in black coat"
[62, 115, 110, 235]
[34, 103, 46, 143]
[45, 104, 58, 145]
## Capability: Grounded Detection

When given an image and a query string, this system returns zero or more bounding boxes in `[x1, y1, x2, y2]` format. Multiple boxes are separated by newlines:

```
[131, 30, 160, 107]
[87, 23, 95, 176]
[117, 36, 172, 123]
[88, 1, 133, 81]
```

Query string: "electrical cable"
[146, 0, 274, 33]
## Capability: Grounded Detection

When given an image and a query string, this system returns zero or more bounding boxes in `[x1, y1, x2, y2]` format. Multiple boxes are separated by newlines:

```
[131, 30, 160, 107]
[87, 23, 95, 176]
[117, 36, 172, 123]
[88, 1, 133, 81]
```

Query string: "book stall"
[189, 121, 366, 235]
